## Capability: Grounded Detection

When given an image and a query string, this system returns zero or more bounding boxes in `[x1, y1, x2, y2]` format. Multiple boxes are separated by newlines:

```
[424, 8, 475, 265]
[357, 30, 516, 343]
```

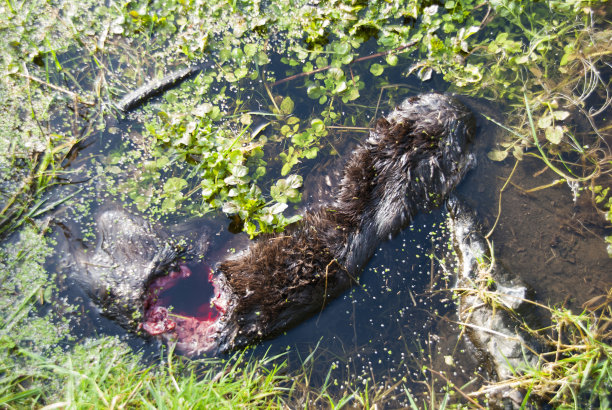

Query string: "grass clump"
[469, 293, 612, 408]
[534, 299, 611, 407]
[2, 340, 296, 409]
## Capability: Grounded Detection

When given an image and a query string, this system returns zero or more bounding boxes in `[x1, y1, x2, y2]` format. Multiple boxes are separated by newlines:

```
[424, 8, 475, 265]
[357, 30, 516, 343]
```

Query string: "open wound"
[142, 263, 225, 344]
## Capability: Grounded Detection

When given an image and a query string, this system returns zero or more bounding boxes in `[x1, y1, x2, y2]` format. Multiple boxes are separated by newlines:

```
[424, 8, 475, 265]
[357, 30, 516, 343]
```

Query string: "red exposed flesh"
[142, 263, 224, 354]
[142, 306, 175, 335]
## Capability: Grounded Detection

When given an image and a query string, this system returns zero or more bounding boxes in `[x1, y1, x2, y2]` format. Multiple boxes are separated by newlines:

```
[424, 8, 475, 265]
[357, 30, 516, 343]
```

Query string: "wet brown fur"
[72, 93, 476, 353]
[216, 93, 476, 350]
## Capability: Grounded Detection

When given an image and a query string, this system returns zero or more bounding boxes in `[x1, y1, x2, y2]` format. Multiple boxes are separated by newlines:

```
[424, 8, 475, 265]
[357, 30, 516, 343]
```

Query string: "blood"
[142, 262, 221, 337]
[156, 262, 219, 320]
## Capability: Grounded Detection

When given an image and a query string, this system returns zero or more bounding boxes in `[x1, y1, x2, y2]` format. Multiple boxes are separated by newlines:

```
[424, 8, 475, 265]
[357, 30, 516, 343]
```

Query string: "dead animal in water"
[73, 93, 476, 355]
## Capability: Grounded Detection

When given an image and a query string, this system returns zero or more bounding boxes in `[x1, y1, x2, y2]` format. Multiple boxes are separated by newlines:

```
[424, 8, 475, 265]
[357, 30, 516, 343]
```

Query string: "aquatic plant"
[447, 230, 611, 408]
[466, 291, 612, 408]
[0, 0, 610, 407]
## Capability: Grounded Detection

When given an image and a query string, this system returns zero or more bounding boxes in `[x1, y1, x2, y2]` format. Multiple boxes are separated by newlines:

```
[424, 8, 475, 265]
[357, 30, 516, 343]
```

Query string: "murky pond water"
[4, 2, 612, 407]
[0, 4, 600, 404]
[43, 59, 611, 406]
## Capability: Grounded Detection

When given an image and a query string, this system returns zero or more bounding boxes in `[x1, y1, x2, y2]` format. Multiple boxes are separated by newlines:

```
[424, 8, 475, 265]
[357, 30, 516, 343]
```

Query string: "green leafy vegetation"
[518, 298, 612, 408]
[0, 0, 610, 407]
[2, 0, 609, 238]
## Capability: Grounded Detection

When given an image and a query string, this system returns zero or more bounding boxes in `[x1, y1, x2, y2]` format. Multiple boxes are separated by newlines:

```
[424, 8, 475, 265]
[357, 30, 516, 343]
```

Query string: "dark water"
[155, 262, 218, 320]
[43, 50, 612, 407]
[249, 208, 472, 402]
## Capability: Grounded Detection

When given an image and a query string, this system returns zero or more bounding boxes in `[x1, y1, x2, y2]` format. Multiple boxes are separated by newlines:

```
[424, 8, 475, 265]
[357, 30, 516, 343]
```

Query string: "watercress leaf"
[287, 116, 300, 125]
[386, 54, 398, 66]
[281, 154, 299, 176]
[157, 111, 171, 124]
[229, 164, 248, 177]
[463, 25, 480, 39]
[259, 212, 274, 224]
[369, 63, 384, 77]
[560, 50, 575, 66]
[255, 51, 270, 65]
[161, 198, 177, 212]
[201, 179, 216, 196]
[292, 131, 313, 147]
[304, 147, 319, 159]
[202, 187, 215, 198]
[156, 156, 170, 168]
[164, 177, 187, 194]
[235, 67, 249, 79]
[269, 202, 288, 214]
[270, 182, 284, 201]
[107, 166, 122, 175]
[487, 149, 508, 161]
[244, 43, 257, 57]
[334, 42, 351, 55]
[222, 201, 240, 214]
[545, 125, 564, 144]
[512, 145, 524, 160]
[280, 96, 294, 115]
[285, 174, 303, 189]
[254, 166, 266, 179]
[334, 81, 347, 93]
[553, 111, 570, 121]
[245, 221, 258, 237]
[328, 67, 344, 81]
[193, 103, 213, 117]
[345, 87, 360, 101]
[280, 124, 291, 136]
[311, 118, 324, 133]
[224, 175, 243, 185]
[341, 54, 354, 64]
[307, 85, 323, 99]
[538, 115, 552, 129]
[418, 66, 433, 81]
[285, 214, 303, 225]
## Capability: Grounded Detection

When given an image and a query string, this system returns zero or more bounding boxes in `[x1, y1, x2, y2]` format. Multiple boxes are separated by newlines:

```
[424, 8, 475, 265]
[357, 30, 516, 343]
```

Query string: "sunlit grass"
[1, 341, 302, 409]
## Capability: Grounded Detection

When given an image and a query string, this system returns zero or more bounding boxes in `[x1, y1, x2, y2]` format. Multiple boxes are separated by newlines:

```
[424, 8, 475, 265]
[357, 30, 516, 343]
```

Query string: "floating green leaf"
[311, 118, 325, 134]
[271, 174, 303, 203]
[487, 149, 508, 161]
[163, 177, 187, 194]
[370, 63, 384, 76]
[243, 43, 257, 57]
[545, 125, 564, 145]
[280, 96, 294, 115]
[386, 54, 398, 66]
[268, 202, 288, 214]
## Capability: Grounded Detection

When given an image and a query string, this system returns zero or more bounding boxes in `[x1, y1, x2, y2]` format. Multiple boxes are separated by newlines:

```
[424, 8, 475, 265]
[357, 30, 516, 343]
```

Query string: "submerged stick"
[271, 41, 418, 87]
[116, 63, 209, 112]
